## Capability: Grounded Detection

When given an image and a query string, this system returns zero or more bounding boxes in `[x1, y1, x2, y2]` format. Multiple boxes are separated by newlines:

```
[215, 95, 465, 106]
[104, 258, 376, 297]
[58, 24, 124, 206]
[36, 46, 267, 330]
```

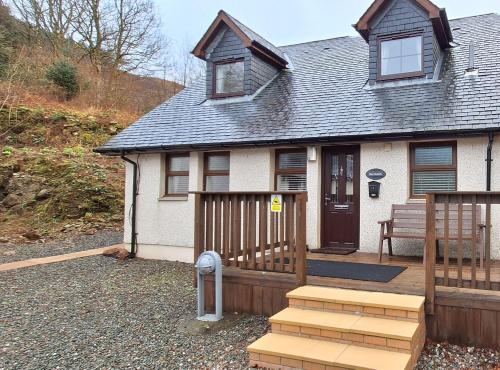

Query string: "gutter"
[486, 132, 494, 191]
[95, 128, 500, 156]
[121, 153, 138, 258]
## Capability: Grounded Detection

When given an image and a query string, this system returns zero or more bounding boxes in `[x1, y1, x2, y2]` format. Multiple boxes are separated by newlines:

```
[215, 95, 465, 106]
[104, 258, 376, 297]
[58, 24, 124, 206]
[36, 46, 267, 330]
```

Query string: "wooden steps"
[248, 286, 426, 370]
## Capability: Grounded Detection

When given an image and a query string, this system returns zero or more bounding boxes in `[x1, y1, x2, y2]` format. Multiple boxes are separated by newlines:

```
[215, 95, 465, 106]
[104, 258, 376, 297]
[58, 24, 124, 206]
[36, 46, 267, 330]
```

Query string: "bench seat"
[378, 203, 484, 267]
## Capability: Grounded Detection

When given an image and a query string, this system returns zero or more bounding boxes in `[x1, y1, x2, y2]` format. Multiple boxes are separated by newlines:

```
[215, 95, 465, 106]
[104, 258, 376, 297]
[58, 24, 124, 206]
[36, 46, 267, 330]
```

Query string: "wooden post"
[425, 193, 436, 315]
[193, 193, 204, 286]
[295, 193, 307, 287]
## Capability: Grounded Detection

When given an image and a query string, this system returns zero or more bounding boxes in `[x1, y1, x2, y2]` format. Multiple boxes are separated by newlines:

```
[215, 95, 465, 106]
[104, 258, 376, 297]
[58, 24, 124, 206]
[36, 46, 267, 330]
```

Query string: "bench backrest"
[390, 203, 482, 238]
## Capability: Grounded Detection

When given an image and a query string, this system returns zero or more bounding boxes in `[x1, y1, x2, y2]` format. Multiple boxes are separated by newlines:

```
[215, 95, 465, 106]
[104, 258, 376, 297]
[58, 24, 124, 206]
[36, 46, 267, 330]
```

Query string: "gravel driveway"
[1, 256, 268, 370]
[0, 230, 122, 264]
[1, 252, 499, 369]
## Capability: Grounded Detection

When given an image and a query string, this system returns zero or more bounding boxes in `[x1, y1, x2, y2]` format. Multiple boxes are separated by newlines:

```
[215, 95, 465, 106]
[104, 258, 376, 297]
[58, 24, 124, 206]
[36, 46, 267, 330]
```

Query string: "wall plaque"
[366, 168, 386, 180]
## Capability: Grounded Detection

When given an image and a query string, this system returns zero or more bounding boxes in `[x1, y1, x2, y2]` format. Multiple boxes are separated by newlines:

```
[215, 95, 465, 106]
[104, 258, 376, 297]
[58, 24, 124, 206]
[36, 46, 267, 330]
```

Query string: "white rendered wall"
[123, 152, 201, 262]
[122, 135, 500, 261]
[359, 136, 500, 259]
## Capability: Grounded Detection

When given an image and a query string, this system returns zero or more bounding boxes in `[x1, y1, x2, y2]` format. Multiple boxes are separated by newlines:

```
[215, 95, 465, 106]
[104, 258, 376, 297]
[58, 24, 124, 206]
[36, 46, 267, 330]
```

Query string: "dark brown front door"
[322, 146, 360, 249]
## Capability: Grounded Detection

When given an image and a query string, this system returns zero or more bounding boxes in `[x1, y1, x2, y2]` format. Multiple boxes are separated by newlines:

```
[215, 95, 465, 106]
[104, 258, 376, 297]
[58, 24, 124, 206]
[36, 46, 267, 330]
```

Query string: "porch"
[194, 191, 500, 351]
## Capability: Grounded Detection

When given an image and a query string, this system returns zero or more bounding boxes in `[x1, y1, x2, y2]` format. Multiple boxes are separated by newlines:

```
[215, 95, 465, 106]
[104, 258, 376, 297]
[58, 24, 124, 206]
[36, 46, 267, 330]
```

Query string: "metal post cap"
[195, 253, 215, 274]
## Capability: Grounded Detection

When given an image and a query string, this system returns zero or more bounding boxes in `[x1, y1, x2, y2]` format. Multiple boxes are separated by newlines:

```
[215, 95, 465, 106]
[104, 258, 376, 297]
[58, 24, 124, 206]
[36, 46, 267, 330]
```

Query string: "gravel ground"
[0, 230, 123, 264]
[1, 250, 499, 369]
[1, 256, 269, 370]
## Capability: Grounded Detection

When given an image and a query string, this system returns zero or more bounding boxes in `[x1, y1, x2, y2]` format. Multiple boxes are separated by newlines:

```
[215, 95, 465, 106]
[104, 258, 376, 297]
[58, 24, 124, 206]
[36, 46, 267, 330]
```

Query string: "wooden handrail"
[194, 191, 308, 287]
[425, 191, 498, 315]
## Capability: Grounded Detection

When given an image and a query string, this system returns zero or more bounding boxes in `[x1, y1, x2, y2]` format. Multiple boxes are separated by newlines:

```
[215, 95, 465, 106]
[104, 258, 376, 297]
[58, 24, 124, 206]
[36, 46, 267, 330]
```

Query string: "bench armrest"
[378, 219, 392, 225]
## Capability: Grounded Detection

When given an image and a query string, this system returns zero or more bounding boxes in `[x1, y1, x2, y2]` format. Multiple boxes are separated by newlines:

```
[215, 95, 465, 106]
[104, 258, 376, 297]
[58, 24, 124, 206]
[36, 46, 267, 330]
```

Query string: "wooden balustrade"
[425, 192, 499, 314]
[193, 191, 308, 286]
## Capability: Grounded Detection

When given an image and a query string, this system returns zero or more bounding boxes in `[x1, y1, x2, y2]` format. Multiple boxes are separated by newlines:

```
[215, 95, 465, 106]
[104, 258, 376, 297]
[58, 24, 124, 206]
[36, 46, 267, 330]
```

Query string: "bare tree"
[72, 0, 164, 75]
[171, 37, 204, 87]
[9, 0, 80, 53]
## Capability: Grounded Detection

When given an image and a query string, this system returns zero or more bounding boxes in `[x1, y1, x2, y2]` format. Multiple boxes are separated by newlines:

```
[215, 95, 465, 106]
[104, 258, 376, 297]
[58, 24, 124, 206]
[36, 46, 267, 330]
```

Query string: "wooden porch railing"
[425, 192, 499, 314]
[193, 191, 308, 286]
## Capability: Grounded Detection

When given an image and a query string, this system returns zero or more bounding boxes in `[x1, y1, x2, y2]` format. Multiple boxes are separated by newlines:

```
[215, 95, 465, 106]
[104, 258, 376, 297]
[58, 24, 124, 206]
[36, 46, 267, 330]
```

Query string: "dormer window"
[213, 60, 244, 97]
[379, 34, 423, 80]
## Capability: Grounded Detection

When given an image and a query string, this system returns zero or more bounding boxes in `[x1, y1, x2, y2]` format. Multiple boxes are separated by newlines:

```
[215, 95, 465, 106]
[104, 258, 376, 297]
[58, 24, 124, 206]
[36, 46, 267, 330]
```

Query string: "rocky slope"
[0, 105, 131, 243]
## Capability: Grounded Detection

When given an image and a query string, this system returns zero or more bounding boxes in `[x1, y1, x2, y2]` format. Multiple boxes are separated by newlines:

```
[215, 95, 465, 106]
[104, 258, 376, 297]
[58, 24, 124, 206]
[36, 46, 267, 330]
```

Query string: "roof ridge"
[278, 13, 498, 50]
[449, 12, 498, 21]
[278, 35, 357, 49]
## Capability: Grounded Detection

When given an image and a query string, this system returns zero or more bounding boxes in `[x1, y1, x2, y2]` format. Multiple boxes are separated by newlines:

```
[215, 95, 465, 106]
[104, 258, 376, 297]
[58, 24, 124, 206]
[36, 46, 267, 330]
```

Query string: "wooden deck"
[204, 251, 500, 350]
[306, 251, 500, 294]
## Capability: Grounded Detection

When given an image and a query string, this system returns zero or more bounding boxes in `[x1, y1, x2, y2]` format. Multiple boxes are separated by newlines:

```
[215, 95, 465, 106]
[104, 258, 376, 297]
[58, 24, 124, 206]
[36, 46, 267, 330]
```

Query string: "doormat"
[310, 247, 357, 256]
[276, 258, 406, 283]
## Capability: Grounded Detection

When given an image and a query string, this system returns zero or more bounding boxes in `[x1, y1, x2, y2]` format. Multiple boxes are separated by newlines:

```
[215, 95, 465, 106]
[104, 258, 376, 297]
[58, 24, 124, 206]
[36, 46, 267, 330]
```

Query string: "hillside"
[0, 103, 133, 243]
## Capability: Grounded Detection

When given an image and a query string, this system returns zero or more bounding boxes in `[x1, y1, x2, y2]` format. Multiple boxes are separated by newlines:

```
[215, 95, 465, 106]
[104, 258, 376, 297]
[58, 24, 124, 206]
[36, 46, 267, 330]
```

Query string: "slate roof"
[223, 12, 287, 62]
[97, 13, 500, 154]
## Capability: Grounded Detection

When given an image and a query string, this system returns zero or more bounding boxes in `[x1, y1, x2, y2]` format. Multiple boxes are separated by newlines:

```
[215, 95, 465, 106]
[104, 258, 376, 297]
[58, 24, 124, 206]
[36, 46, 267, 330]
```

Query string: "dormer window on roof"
[214, 60, 245, 97]
[192, 10, 287, 100]
[355, 0, 453, 84]
[379, 33, 423, 80]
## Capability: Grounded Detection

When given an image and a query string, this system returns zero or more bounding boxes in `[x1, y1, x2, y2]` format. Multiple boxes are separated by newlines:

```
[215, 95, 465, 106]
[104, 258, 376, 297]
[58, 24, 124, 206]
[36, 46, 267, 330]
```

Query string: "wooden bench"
[378, 203, 485, 267]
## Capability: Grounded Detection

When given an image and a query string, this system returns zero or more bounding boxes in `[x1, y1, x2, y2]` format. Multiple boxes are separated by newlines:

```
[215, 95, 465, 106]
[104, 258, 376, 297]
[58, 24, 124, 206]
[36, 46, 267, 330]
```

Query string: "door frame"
[320, 145, 361, 249]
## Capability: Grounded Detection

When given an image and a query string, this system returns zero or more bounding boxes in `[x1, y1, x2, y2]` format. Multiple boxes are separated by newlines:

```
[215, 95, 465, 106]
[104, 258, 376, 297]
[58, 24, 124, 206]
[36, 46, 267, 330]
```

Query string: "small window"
[379, 34, 423, 79]
[165, 154, 190, 195]
[204, 152, 230, 192]
[214, 60, 244, 96]
[410, 142, 457, 198]
[275, 149, 307, 191]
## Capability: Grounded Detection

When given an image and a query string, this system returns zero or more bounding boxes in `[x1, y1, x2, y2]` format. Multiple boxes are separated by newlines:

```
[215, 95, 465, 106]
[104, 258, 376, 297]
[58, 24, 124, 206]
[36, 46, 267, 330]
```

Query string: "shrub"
[46, 60, 79, 99]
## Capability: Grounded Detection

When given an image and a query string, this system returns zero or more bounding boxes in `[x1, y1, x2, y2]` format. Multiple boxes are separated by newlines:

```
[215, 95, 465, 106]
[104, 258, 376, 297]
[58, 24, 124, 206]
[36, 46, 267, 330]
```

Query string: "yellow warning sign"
[271, 194, 283, 213]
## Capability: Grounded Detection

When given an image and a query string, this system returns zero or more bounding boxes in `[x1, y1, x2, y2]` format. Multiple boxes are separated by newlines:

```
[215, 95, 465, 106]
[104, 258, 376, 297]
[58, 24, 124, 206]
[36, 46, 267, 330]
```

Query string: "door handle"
[324, 196, 331, 206]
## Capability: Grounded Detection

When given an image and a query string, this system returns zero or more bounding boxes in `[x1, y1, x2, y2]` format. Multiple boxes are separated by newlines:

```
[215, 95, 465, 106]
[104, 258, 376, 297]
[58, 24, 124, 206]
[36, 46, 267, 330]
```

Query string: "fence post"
[194, 193, 203, 286]
[425, 193, 436, 315]
[295, 192, 307, 286]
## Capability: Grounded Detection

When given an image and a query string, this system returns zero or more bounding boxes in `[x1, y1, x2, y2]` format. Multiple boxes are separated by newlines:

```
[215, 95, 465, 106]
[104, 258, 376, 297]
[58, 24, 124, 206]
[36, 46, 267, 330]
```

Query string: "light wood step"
[248, 333, 412, 370]
[287, 286, 425, 322]
[270, 307, 421, 352]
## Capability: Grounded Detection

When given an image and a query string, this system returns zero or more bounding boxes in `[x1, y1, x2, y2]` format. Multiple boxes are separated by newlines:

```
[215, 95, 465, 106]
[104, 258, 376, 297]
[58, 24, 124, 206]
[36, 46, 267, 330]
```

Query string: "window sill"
[158, 195, 189, 202]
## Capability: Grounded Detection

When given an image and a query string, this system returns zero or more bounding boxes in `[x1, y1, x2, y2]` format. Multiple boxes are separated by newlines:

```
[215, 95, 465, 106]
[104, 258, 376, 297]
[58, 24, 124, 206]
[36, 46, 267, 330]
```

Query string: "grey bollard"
[195, 251, 223, 321]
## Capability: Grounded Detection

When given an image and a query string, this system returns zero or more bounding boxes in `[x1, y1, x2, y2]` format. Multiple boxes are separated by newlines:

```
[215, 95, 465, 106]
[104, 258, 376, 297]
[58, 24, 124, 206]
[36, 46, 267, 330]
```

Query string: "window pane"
[277, 174, 307, 191]
[381, 39, 401, 59]
[167, 176, 189, 194]
[415, 146, 453, 166]
[412, 171, 456, 195]
[331, 154, 339, 203]
[207, 154, 230, 171]
[401, 55, 421, 74]
[346, 154, 354, 203]
[401, 36, 422, 56]
[278, 151, 307, 169]
[169, 156, 189, 171]
[381, 58, 401, 76]
[205, 175, 229, 192]
[381, 36, 422, 76]
[215, 61, 244, 94]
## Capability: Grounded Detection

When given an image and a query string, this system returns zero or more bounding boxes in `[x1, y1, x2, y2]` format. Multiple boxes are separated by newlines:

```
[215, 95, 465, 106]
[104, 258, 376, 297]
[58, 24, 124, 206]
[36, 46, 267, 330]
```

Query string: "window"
[213, 60, 244, 97]
[379, 34, 423, 79]
[204, 152, 230, 191]
[165, 154, 190, 195]
[410, 142, 457, 197]
[275, 149, 307, 191]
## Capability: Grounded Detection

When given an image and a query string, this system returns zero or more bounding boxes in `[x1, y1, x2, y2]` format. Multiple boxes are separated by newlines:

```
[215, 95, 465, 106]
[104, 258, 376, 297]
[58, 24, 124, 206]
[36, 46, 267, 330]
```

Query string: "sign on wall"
[366, 168, 386, 180]
[271, 194, 283, 213]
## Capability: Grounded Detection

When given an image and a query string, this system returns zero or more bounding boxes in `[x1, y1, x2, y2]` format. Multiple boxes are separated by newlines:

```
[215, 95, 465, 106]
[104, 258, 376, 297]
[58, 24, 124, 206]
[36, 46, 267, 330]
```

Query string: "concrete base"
[125, 243, 194, 263]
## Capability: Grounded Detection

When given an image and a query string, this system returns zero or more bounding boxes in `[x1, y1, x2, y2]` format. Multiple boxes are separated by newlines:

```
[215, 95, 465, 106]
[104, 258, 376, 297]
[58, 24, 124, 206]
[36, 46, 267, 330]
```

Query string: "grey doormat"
[277, 258, 406, 283]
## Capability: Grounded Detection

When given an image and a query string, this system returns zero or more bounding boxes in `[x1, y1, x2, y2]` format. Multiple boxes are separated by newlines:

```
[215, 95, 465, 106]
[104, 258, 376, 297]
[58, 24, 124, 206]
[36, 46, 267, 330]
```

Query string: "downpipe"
[486, 132, 494, 191]
[121, 153, 138, 258]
